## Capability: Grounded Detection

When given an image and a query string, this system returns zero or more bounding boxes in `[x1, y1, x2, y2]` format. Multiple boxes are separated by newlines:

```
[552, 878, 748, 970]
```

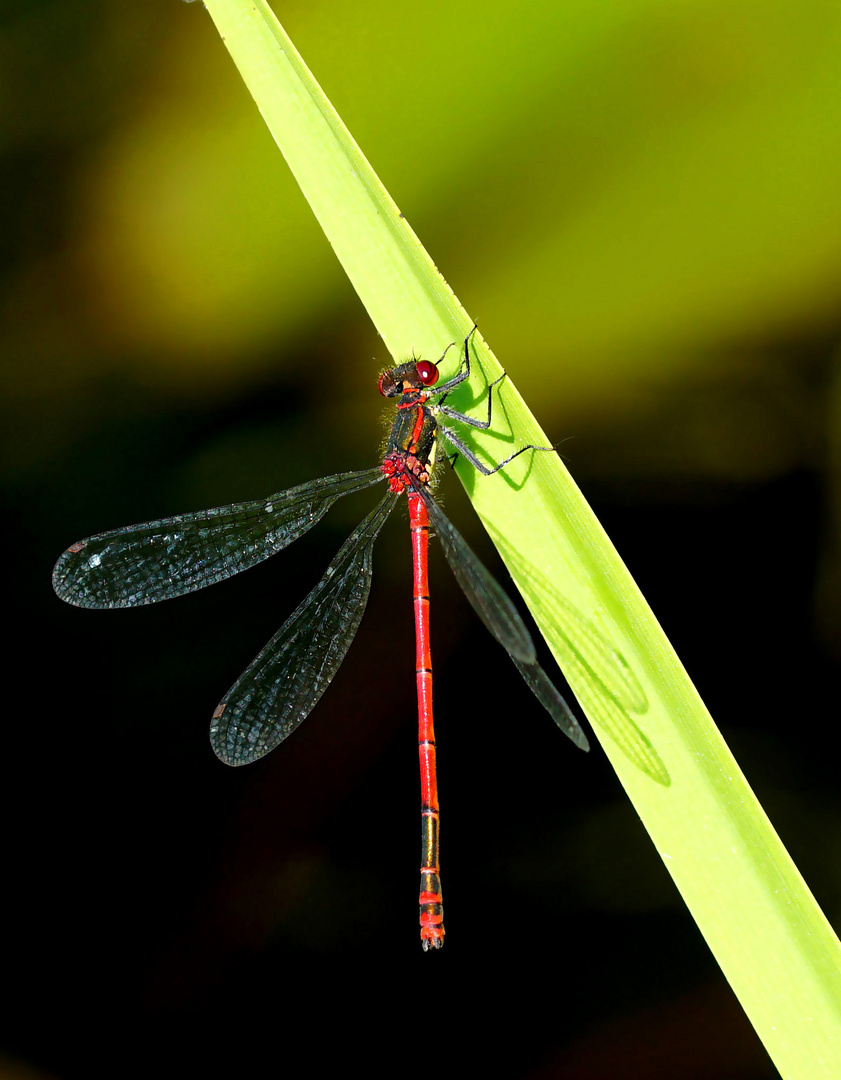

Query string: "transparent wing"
[52, 468, 385, 609]
[419, 485, 589, 751]
[509, 654, 590, 752]
[211, 492, 396, 766]
[418, 485, 535, 664]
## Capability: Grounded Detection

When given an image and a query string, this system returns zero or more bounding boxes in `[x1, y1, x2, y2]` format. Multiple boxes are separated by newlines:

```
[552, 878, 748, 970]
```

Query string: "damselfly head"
[378, 359, 440, 398]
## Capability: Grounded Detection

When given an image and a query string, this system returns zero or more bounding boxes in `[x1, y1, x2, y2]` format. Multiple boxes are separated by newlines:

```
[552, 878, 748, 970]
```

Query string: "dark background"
[4, 2, 841, 1077]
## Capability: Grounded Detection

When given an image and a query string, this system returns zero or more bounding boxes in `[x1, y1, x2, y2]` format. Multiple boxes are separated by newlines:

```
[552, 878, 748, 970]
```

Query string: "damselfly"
[53, 329, 589, 949]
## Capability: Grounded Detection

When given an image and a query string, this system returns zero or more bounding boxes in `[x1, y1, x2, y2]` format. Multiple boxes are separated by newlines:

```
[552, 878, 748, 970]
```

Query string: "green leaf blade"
[194, 3, 841, 1074]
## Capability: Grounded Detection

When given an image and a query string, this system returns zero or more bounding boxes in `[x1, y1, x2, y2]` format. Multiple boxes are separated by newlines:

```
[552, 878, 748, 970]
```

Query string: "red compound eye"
[415, 360, 439, 386]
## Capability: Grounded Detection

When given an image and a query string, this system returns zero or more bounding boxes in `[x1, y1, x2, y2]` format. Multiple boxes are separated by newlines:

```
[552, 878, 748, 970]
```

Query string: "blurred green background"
[5, 1, 841, 1077]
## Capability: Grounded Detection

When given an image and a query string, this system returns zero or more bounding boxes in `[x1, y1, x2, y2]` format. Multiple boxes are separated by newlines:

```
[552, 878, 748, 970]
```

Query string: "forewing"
[420, 486, 588, 750]
[511, 656, 590, 750]
[419, 487, 535, 664]
[211, 493, 396, 766]
[52, 468, 384, 609]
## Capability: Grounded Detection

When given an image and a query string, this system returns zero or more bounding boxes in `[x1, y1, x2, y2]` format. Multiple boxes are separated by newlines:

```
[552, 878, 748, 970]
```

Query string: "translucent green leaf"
[194, 1, 841, 1073]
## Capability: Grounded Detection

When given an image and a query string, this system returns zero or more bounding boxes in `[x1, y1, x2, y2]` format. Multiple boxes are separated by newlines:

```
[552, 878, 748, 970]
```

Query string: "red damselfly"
[52, 329, 589, 950]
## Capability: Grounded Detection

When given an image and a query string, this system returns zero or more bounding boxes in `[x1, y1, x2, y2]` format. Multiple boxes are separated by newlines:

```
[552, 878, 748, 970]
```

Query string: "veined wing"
[509, 654, 589, 751]
[52, 468, 385, 609]
[419, 485, 589, 751]
[211, 492, 396, 766]
[417, 484, 535, 664]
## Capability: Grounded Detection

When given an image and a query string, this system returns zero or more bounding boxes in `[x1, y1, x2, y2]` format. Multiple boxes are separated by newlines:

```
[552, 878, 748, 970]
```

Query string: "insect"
[52, 328, 589, 949]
